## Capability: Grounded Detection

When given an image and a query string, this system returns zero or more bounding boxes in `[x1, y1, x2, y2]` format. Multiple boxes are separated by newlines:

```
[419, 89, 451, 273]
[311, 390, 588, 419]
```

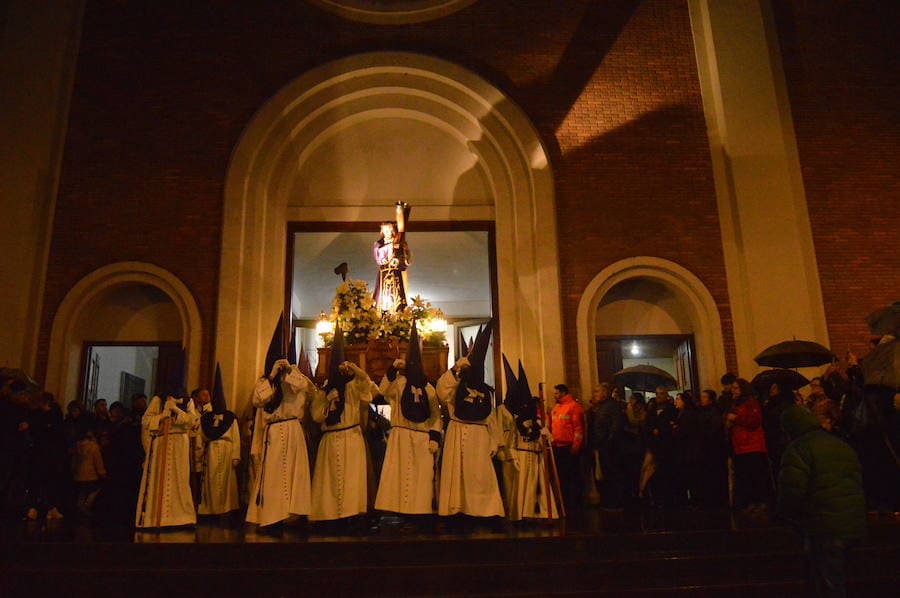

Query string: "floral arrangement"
[326, 279, 381, 345]
[322, 280, 446, 347]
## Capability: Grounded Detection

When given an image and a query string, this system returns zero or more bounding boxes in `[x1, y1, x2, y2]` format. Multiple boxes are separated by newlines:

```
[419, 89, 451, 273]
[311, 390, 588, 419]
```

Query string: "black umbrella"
[860, 339, 899, 388]
[754, 340, 834, 368]
[612, 365, 677, 391]
[866, 302, 900, 336]
[751, 368, 810, 397]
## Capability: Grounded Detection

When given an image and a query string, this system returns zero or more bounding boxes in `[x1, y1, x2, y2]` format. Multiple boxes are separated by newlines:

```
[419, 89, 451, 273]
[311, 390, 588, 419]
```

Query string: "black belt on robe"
[322, 423, 360, 434]
[450, 417, 488, 428]
[255, 417, 299, 508]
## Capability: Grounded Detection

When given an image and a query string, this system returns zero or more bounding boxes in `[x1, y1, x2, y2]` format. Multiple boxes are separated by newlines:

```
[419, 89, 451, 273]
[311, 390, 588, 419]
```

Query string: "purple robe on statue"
[373, 239, 409, 313]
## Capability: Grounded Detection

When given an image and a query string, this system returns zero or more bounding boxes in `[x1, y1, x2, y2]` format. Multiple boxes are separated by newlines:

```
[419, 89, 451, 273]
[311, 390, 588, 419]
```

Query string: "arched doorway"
[218, 52, 562, 409]
[44, 262, 202, 405]
[576, 257, 727, 401]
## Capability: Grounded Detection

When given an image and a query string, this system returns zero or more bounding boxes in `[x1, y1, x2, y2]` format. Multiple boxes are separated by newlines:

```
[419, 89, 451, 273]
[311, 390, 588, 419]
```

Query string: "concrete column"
[0, 1, 84, 373]
[688, 0, 829, 376]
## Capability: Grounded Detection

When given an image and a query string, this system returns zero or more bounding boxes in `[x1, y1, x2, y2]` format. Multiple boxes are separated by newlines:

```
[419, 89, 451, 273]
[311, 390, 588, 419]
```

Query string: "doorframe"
[285, 221, 500, 382]
[78, 340, 182, 406]
[595, 334, 700, 392]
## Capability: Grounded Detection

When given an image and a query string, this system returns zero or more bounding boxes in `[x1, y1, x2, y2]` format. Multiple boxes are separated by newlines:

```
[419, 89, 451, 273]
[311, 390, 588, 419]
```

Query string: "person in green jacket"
[778, 405, 866, 598]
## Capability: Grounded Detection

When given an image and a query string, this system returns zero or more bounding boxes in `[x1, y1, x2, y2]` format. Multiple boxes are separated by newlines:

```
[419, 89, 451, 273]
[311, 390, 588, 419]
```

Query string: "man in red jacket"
[551, 384, 585, 517]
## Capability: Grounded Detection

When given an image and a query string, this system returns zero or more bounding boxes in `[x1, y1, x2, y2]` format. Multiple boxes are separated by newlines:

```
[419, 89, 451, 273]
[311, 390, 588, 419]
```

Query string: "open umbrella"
[860, 339, 900, 388]
[866, 302, 900, 337]
[612, 365, 677, 391]
[751, 368, 810, 397]
[754, 340, 834, 368]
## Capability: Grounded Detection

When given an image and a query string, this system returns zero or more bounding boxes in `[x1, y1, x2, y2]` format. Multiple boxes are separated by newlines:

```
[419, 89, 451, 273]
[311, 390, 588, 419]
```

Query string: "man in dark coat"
[778, 405, 866, 598]
[587, 383, 625, 509]
[645, 386, 678, 507]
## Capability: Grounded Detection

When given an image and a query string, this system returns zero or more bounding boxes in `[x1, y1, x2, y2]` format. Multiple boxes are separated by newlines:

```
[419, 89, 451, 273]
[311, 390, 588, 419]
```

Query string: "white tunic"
[309, 365, 373, 521]
[198, 410, 241, 515]
[374, 375, 441, 514]
[494, 404, 558, 520]
[496, 405, 519, 517]
[135, 397, 198, 528]
[510, 431, 559, 521]
[436, 370, 505, 518]
[245, 368, 315, 526]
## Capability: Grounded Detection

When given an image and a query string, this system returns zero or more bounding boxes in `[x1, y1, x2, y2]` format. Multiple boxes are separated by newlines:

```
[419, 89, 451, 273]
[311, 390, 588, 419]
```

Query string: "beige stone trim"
[306, 0, 477, 25]
[219, 52, 562, 411]
[576, 257, 727, 402]
[45, 262, 202, 405]
[688, 0, 829, 375]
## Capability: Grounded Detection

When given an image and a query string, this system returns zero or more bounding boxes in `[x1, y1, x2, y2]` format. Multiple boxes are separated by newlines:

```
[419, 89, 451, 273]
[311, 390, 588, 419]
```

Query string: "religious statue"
[373, 201, 411, 314]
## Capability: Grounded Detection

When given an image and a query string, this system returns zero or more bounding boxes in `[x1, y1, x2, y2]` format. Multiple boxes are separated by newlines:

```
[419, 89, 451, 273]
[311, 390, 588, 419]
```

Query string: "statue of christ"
[373, 202, 411, 314]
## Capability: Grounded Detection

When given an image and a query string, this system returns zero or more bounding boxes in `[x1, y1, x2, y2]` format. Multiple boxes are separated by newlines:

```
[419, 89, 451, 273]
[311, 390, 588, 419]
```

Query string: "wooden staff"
[154, 412, 172, 528]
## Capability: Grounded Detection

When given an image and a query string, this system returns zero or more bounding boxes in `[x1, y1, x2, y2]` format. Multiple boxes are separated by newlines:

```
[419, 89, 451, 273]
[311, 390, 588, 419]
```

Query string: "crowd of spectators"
[581, 356, 899, 517]
[0, 373, 146, 524]
[2, 346, 897, 529]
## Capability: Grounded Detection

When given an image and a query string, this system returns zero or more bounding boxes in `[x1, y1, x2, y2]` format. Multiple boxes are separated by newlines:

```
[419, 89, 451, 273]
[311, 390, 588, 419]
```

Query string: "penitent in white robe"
[198, 409, 241, 515]
[495, 405, 519, 517]
[510, 432, 559, 521]
[309, 365, 373, 521]
[374, 375, 441, 514]
[245, 367, 316, 527]
[435, 369, 505, 518]
[135, 398, 199, 528]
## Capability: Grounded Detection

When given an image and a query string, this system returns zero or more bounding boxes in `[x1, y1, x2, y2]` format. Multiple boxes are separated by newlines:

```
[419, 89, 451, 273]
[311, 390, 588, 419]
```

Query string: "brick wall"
[38, 0, 736, 388]
[773, 1, 900, 358]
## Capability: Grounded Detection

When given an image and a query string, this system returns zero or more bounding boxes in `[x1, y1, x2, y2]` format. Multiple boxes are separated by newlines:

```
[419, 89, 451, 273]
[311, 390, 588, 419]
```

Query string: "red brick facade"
[773, 1, 900, 358]
[41, 0, 743, 387]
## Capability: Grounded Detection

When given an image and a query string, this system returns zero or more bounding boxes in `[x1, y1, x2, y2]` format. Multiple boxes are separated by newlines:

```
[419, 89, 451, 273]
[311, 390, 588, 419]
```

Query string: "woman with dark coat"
[672, 392, 700, 506]
[727, 379, 771, 512]
[694, 389, 728, 508]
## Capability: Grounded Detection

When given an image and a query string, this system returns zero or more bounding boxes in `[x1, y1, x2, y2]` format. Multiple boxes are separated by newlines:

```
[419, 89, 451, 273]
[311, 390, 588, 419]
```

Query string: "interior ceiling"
[292, 230, 492, 320]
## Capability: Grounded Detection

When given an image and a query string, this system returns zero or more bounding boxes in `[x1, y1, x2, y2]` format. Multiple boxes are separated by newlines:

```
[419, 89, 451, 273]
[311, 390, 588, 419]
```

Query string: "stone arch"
[219, 52, 562, 408]
[45, 262, 202, 405]
[305, 1, 478, 25]
[576, 257, 727, 401]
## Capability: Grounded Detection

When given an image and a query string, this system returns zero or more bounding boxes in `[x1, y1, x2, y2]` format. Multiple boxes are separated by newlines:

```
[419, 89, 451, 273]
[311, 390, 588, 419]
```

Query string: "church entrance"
[286, 221, 498, 387]
[217, 52, 562, 410]
[595, 334, 698, 395]
[80, 342, 184, 410]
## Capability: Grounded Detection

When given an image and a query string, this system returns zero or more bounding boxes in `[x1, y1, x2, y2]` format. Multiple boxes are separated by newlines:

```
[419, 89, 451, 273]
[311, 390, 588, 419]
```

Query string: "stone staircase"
[2, 520, 897, 597]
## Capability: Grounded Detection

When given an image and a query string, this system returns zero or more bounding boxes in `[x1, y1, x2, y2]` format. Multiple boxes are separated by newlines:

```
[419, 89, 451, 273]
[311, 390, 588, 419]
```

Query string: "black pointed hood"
[162, 346, 188, 402]
[201, 363, 236, 441]
[324, 319, 352, 425]
[400, 320, 430, 422]
[516, 361, 541, 441]
[455, 320, 494, 421]
[263, 314, 288, 414]
[298, 344, 314, 380]
[457, 328, 469, 358]
[264, 313, 286, 377]
[288, 324, 298, 366]
[502, 353, 525, 415]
